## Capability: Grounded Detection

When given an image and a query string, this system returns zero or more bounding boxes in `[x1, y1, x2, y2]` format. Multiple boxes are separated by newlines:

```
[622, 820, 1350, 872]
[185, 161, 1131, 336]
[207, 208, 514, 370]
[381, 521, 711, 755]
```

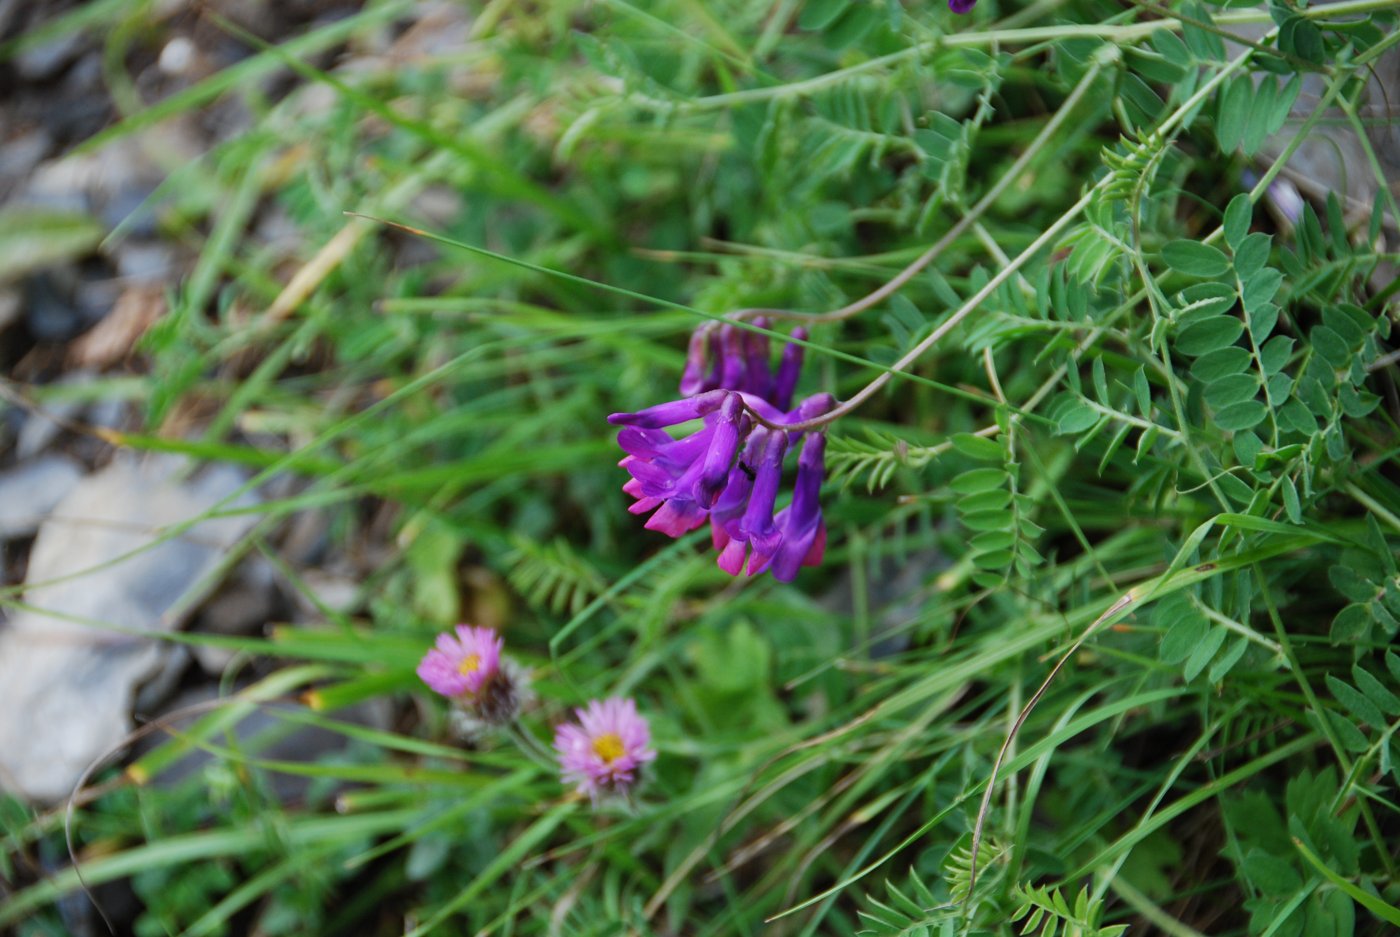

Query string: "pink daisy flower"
[554, 697, 656, 798]
[416, 625, 503, 699]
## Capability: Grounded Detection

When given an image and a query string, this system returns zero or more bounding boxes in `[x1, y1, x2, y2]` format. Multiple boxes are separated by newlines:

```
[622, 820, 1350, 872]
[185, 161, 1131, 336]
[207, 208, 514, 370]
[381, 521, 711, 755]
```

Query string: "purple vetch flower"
[554, 697, 656, 798]
[417, 624, 503, 698]
[948, 0, 977, 12]
[610, 322, 834, 582]
[680, 320, 808, 410]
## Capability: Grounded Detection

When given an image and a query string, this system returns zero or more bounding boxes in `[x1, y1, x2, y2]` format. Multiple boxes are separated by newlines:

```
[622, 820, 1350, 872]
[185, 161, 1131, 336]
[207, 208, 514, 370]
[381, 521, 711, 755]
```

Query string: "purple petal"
[743, 318, 773, 400]
[624, 457, 684, 496]
[627, 495, 663, 515]
[735, 391, 788, 425]
[948, 0, 976, 12]
[717, 325, 746, 392]
[616, 426, 678, 459]
[696, 394, 748, 507]
[738, 429, 787, 556]
[782, 391, 836, 443]
[772, 327, 806, 411]
[716, 536, 747, 575]
[610, 389, 730, 428]
[788, 432, 826, 526]
[679, 326, 716, 395]
[643, 499, 709, 537]
[769, 434, 827, 581]
[617, 425, 712, 468]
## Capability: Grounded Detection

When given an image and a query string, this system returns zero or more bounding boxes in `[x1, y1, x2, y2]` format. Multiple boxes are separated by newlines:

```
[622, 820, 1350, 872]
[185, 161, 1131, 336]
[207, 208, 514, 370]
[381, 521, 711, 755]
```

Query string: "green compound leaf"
[1241, 76, 1280, 156]
[1176, 316, 1244, 356]
[1331, 603, 1372, 643]
[1223, 194, 1252, 250]
[1204, 373, 1260, 410]
[962, 509, 1014, 532]
[1326, 675, 1386, 728]
[1311, 326, 1352, 368]
[1280, 16, 1326, 64]
[1282, 476, 1302, 523]
[1183, 625, 1228, 681]
[951, 467, 1007, 494]
[1215, 74, 1251, 152]
[1213, 400, 1268, 432]
[1158, 596, 1209, 664]
[1351, 666, 1400, 716]
[1163, 239, 1231, 278]
[1233, 232, 1272, 279]
[959, 488, 1013, 512]
[1191, 346, 1252, 380]
[949, 432, 1005, 461]
[1241, 268, 1283, 311]
[1177, 282, 1238, 319]
[1056, 400, 1101, 434]
[1208, 636, 1250, 682]
[1247, 302, 1279, 342]
[1242, 848, 1303, 895]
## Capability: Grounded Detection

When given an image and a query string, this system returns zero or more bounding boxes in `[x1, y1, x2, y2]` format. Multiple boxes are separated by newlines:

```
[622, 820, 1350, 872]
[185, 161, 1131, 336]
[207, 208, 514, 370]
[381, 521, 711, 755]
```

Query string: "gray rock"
[0, 454, 84, 539]
[14, 28, 85, 82]
[0, 131, 52, 201]
[190, 557, 279, 674]
[1229, 8, 1400, 223]
[0, 457, 260, 803]
[114, 242, 176, 282]
[22, 271, 91, 343]
[15, 372, 92, 459]
[0, 287, 19, 332]
[291, 569, 363, 619]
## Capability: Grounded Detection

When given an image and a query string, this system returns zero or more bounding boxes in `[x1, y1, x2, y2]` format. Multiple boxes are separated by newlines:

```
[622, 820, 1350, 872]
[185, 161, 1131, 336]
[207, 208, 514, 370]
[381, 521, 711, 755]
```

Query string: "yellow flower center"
[457, 653, 481, 676]
[592, 733, 625, 764]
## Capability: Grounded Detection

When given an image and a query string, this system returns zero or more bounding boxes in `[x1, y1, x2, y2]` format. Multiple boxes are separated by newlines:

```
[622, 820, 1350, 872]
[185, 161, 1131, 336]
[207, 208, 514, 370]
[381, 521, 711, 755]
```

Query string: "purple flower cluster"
[609, 321, 833, 582]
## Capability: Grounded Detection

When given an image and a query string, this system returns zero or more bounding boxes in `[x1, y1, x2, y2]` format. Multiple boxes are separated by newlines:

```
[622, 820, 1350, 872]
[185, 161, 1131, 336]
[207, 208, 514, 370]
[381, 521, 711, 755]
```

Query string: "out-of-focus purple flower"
[554, 697, 656, 798]
[949, 0, 977, 12]
[417, 624, 503, 698]
[610, 322, 834, 582]
[1242, 169, 1304, 226]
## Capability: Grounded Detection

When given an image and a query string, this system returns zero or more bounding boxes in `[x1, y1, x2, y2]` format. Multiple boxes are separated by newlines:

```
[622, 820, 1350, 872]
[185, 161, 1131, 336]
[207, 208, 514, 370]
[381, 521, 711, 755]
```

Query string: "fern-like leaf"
[944, 834, 1008, 905]
[855, 867, 954, 937]
[826, 430, 925, 492]
[1010, 884, 1127, 937]
[505, 536, 606, 615]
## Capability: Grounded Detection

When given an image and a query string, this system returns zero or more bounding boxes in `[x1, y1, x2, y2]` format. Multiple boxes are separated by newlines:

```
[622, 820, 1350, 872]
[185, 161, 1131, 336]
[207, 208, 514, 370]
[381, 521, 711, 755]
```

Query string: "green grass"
[3, 0, 1400, 934]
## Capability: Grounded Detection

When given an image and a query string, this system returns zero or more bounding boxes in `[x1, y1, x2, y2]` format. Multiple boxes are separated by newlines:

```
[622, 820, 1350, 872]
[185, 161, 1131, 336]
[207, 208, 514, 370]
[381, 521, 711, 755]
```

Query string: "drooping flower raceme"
[610, 321, 832, 582]
[554, 697, 656, 797]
